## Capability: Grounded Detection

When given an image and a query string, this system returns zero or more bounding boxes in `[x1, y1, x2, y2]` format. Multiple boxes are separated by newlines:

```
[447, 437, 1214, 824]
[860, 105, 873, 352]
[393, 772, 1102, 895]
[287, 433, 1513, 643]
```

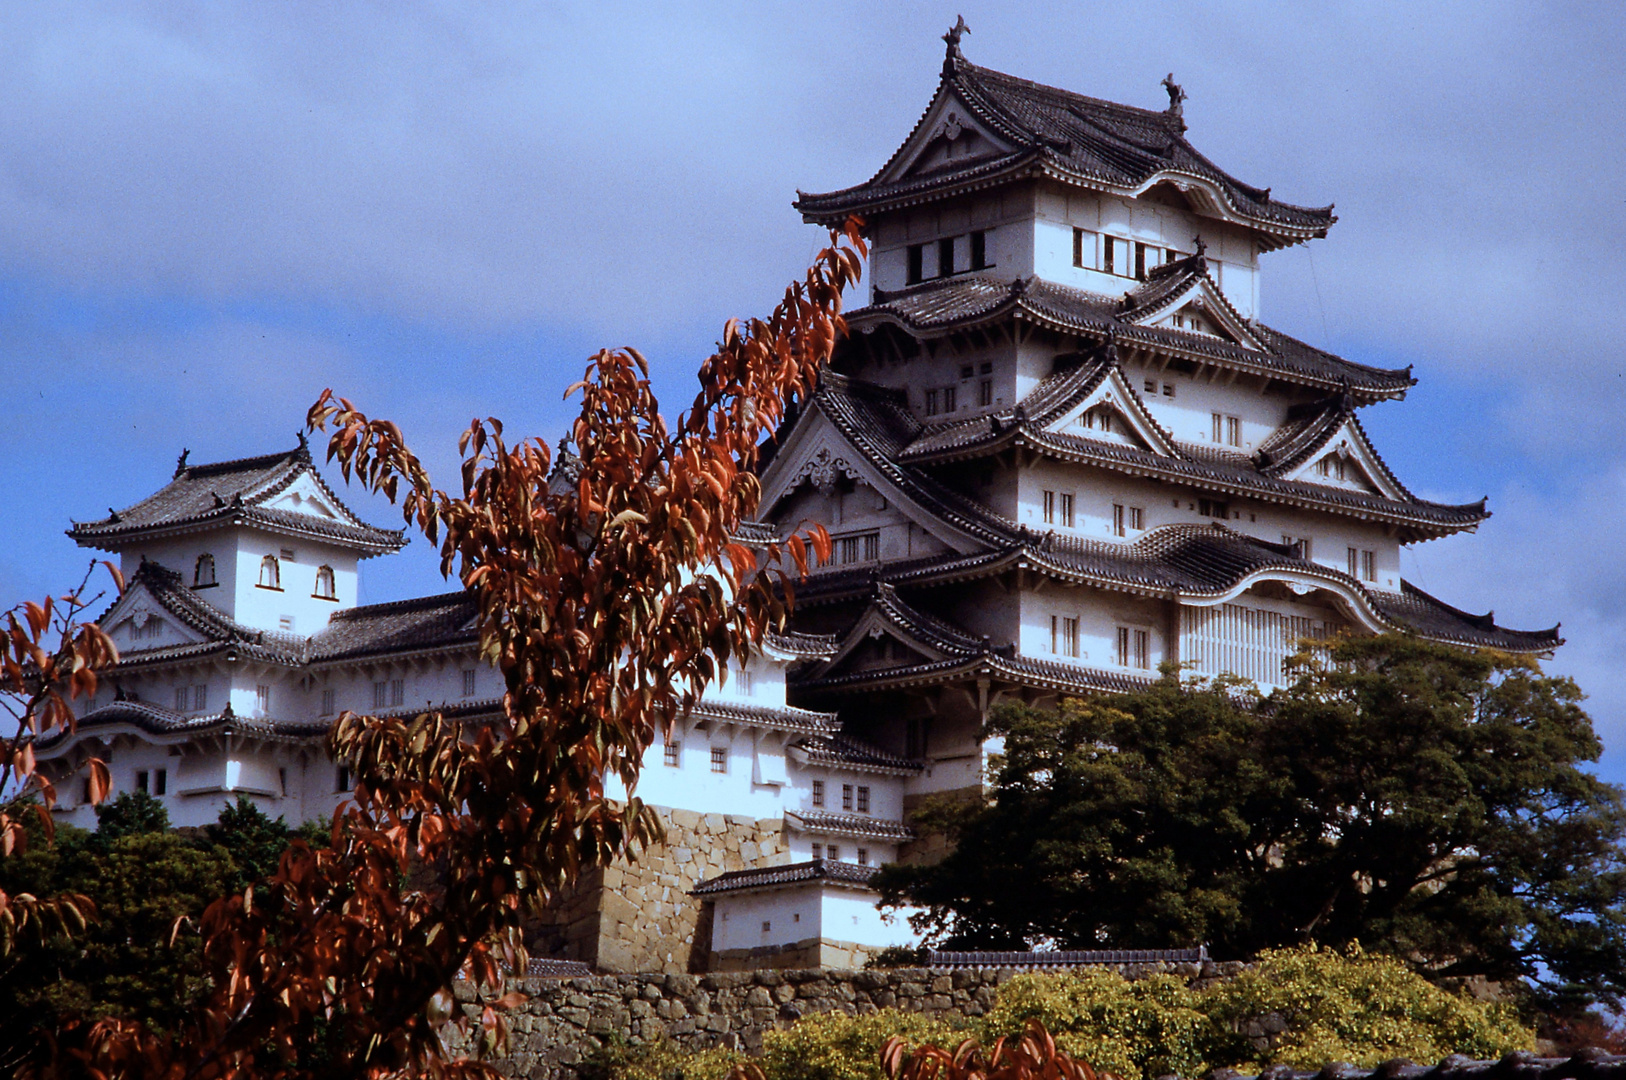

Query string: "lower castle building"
[39, 31, 1560, 974]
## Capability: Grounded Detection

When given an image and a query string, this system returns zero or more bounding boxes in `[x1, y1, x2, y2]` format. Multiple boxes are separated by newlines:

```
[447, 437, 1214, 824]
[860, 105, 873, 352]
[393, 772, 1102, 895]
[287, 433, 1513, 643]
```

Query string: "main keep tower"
[762, 24, 1558, 808]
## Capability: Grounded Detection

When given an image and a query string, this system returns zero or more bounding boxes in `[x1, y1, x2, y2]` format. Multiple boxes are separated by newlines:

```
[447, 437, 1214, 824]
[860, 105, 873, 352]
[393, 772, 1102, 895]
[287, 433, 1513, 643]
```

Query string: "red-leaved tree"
[7, 220, 865, 1079]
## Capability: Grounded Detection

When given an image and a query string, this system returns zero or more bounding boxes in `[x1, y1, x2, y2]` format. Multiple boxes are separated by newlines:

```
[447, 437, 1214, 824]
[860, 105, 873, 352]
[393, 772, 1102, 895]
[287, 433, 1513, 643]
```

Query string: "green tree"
[90, 789, 170, 844]
[206, 795, 294, 887]
[875, 635, 1626, 1010]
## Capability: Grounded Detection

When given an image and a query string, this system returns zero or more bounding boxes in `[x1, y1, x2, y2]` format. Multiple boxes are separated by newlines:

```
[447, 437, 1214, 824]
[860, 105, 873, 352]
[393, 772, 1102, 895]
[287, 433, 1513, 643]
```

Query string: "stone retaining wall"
[458, 962, 1246, 1080]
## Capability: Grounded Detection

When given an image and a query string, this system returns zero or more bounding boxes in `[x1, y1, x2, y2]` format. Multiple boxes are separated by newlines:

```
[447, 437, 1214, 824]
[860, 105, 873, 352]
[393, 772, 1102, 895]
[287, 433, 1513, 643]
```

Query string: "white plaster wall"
[821, 888, 919, 949]
[1020, 586, 1167, 673]
[710, 884, 921, 953]
[230, 530, 360, 636]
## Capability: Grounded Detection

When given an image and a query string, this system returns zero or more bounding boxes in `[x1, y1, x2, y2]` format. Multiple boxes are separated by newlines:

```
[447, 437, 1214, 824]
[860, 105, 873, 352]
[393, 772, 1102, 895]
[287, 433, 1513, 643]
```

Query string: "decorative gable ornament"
[796, 447, 862, 495]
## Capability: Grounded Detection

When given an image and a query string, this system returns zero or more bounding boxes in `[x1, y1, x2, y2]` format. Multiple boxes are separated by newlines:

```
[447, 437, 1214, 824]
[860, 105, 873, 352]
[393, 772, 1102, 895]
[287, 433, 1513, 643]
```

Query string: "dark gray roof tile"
[692, 858, 879, 896]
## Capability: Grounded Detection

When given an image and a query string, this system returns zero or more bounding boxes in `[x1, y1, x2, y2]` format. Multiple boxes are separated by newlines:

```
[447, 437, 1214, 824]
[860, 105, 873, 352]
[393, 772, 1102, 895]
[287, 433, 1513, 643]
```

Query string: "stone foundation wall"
[709, 937, 874, 973]
[529, 807, 788, 974]
[458, 962, 1245, 1080]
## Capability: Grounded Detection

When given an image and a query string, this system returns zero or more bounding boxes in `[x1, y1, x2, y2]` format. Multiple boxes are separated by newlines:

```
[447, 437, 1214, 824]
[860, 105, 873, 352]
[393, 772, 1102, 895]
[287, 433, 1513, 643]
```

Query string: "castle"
[37, 29, 1558, 974]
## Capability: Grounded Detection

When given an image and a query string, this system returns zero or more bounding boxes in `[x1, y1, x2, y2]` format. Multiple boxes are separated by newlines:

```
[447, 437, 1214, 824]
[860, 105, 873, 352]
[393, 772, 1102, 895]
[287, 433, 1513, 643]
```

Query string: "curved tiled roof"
[687, 699, 841, 735]
[1374, 582, 1562, 653]
[851, 274, 1413, 399]
[811, 363, 1480, 536]
[69, 442, 405, 556]
[692, 857, 879, 896]
[763, 629, 840, 659]
[796, 49, 1333, 248]
[308, 591, 479, 663]
[39, 700, 328, 749]
[790, 733, 925, 774]
[785, 810, 917, 842]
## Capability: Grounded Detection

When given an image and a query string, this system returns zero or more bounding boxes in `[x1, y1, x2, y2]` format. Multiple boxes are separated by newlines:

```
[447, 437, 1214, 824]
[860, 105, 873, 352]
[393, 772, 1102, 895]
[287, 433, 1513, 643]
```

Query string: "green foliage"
[875, 636, 1626, 1009]
[980, 971, 1211, 1080]
[93, 789, 171, 843]
[0, 795, 306, 1061]
[601, 949, 1530, 1080]
[1204, 947, 1531, 1069]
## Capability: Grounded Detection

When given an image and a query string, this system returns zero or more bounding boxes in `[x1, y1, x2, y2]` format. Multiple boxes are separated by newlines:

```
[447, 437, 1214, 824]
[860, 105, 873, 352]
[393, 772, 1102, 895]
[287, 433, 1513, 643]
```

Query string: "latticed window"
[664, 740, 681, 767]
[812, 780, 825, 807]
[1182, 603, 1332, 686]
[710, 746, 727, 773]
[857, 785, 870, 813]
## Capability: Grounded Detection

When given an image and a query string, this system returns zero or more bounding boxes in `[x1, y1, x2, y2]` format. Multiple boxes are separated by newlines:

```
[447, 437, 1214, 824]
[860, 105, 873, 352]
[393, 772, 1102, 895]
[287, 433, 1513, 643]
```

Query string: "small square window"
[1130, 507, 1144, 530]
[279, 548, 296, 561]
[960, 365, 974, 379]
[811, 843, 823, 860]
[710, 746, 728, 773]
[664, 740, 681, 767]
[279, 615, 294, 632]
[980, 362, 993, 375]
[827, 845, 840, 862]
[761, 920, 771, 933]
[857, 848, 870, 866]
[1144, 379, 1157, 393]
[1162, 383, 1175, 398]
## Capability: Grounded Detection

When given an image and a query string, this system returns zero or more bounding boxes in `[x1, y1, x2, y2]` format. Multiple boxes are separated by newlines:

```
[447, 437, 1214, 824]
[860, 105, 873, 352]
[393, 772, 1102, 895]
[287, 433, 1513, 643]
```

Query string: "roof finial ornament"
[296, 429, 309, 455]
[174, 448, 189, 478]
[1192, 234, 1207, 258]
[942, 15, 969, 72]
[1161, 73, 1187, 130]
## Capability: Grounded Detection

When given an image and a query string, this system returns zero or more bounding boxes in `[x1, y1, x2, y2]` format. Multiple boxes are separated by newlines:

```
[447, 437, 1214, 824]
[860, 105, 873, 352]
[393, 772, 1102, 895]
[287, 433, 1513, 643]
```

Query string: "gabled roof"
[796, 37, 1334, 250]
[69, 441, 405, 557]
[37, 699, 328, 751]
[850, 273, 1414, 399]
[1117, 252, 1266, 352]
[687, 699, 841, 736]
[807, 360, 1479, 538]
[96, 561, 307, 669]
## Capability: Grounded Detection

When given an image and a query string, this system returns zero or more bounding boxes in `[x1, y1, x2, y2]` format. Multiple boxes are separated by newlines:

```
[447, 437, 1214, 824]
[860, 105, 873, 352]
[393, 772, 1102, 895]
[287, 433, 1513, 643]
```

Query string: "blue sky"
[3, 4, 1624, 776]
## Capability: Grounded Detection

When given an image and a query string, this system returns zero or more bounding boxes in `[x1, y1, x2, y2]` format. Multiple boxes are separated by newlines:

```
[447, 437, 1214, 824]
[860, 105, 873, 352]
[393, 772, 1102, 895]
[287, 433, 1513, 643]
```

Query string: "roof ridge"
[180, 444, 305, 479]
[328, 589, 475, 621]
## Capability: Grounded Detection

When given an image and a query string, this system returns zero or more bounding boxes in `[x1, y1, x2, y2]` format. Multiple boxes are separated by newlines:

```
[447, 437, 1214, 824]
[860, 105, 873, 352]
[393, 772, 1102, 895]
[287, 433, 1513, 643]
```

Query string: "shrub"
[977, 972, 1210, 1080]
[757, 1009, 965, 1080]
[1202, 946, 1532, 1069]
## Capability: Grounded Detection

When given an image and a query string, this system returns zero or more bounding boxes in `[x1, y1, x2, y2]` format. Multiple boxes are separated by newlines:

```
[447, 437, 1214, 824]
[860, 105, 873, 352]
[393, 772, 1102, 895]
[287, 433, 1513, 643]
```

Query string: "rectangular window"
[1198, 499, 1230, 519]
[390, 679, 404, 707]
[256, 685, 271, 715]
[981, 361, 993, 375]
[906, 244, 923, 285]
[943, 385, 957, 412]
[1073, 227, 1084, 268]
[1347, 547, 1360, 577]
[175, 686, 189, 712]
[664, 740, 681, 767]
[812, 779, 825, 808]
[154, 768, 166, 796]
[864, 533, 880, 561]
[979, 379, 993, 406]
[811, 843, 822, 860]
[938, 237, 955, 278]
[320, 688, 335, 716]
[1212, 412, 1224, 441]
[1133, 629, 1150, 669]
[826, 845, 839, 862]
[1144, 379, 1157, 393]
[735, 666, 754, 695]
[839, 536, 859, 564]
[1104, 236, 1129, 276]
[1060, 493, 1074, 528]
[924, 389, 938, 416]
[373, 681, 387, 710]
[462, 669, 476, 697]
[857, 785, 870, 813]
[1062, 617, 1080, 658]
[336, 766, 352, 793]
[961, 364, 974, 379]
[710, 746, 728, 773]
[1227, 416, 1242, 447]
[1116, 627, 1130, 667]
[842, 783, 854, 811]
[136, 769, 149, 794]
[278, 767, 287, 797]
[1135, 242, 1149, 280]
[1163, 383, 1175, 398]
[280, 548, 296, 561]
[1113, 504, 1126, 537]
[1043, 490, 1056, 525]
[970, 230, 988, 270]
[193, 684, 207, 711]
[1130, 507, 1144, 531]
[857, 848, 870, 866]
[1362, 549, 1376, 582]
[278, 615, 294, 632]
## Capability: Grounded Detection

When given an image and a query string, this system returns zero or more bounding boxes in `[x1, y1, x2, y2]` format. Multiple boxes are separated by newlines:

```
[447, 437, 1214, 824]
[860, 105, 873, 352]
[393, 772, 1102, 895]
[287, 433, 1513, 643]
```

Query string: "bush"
[600, 948, 1533, 1080]
[979, 971, 1210, 1080]
[1202, 946, 1532, 1069]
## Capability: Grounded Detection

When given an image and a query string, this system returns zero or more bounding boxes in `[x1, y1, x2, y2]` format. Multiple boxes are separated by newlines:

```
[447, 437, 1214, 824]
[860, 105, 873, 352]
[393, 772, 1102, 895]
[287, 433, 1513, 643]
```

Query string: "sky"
[2, 3, 1624, 775]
